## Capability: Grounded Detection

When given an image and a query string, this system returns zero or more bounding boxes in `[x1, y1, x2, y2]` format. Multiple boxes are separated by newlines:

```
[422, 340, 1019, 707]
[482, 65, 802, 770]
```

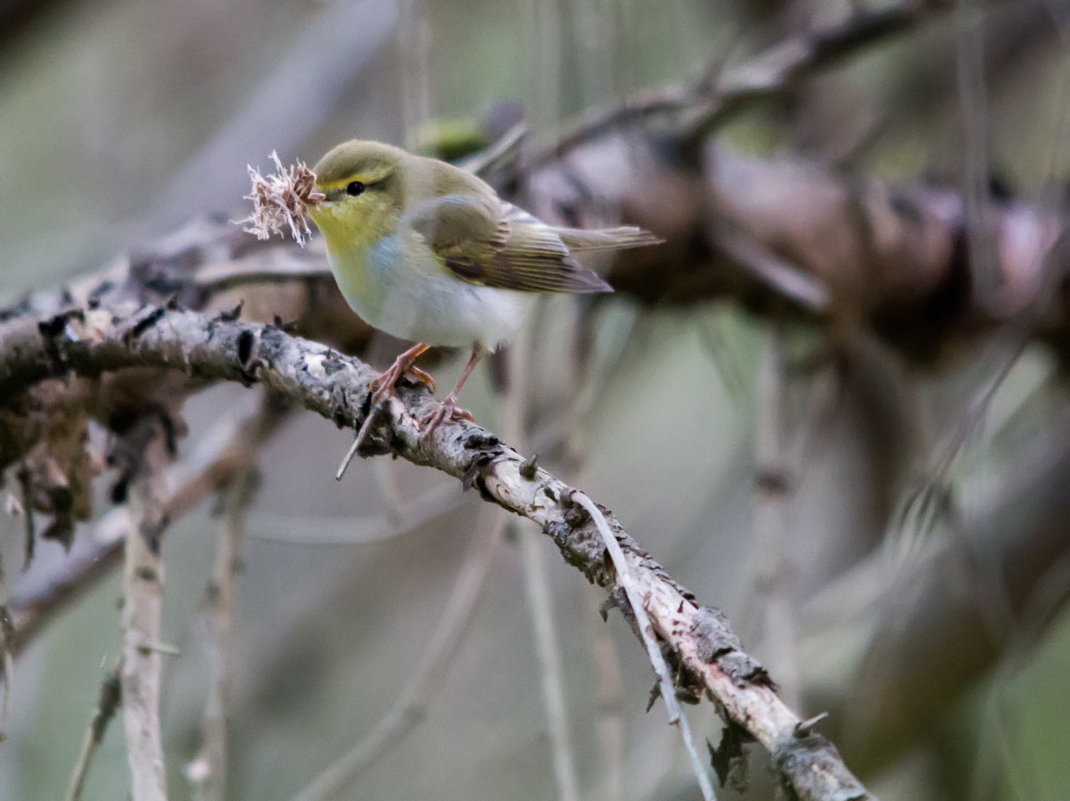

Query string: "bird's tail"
[558, 226, 663, 252]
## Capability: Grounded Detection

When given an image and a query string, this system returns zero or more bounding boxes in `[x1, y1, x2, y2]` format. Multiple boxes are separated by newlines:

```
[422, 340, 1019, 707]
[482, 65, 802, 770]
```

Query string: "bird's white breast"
[328, 232, 535, 351]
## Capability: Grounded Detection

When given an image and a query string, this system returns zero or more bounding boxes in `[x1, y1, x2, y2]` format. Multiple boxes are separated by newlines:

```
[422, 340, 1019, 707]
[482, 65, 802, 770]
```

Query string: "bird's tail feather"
[558, 226, 663, 251]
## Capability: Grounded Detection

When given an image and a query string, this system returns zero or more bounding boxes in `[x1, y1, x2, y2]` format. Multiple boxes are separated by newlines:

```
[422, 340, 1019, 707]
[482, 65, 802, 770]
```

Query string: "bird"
[307, 139, 660, 434]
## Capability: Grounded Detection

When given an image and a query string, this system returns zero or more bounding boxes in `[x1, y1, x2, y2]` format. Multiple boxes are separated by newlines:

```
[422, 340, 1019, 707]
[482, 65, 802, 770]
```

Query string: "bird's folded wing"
[405, 195, 612, 294]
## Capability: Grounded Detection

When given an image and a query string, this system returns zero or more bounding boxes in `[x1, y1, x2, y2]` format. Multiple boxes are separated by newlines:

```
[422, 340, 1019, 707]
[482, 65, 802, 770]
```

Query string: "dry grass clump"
[238, 151, 324, 246]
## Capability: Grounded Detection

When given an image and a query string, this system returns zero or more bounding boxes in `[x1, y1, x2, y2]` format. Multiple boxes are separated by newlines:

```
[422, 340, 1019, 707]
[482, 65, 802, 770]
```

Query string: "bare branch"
[740, 325, 801, 708]
[520, 529, 582, 801]
[1, 304, 875, 801]
[507, 321, 582, 801]
[119, 424, 171, 801]
[573, 491, 716, 801]
[187, 406, 262, 801]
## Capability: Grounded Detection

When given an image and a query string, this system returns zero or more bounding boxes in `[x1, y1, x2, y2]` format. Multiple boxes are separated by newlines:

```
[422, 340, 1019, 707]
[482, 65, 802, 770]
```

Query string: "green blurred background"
[3, 0, 1070, 799]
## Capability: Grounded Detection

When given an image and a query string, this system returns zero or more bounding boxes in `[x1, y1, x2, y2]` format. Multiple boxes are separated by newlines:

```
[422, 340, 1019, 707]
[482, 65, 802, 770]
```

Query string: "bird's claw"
[403, 365, 437, 393]
[369, 364, 437, 407]
[419, 396, 474, 437]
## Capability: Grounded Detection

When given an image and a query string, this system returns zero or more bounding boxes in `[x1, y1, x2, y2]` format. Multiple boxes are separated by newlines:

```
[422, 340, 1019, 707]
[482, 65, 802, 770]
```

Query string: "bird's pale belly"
[328, 237, 534, 351]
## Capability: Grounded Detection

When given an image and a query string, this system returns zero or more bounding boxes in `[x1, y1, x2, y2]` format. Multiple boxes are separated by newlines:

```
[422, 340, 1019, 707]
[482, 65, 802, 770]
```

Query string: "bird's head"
[310, 140, 408, 252]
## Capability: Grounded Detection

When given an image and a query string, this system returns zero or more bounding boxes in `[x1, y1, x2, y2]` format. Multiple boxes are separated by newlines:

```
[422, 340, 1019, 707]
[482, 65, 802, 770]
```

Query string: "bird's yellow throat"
[309, 196, 396, 259]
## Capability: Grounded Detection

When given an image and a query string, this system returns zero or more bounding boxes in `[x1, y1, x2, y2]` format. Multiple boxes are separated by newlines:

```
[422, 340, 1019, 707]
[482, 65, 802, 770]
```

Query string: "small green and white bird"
[308, 139, 660, 432]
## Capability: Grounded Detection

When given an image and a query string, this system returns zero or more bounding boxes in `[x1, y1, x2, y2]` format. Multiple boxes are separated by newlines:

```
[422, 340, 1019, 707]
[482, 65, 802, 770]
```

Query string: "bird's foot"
[338, 359, 439, 480]
[369, 359, 437, 406]
[403, 365, 437, 393]
[419, 395, 474, 437]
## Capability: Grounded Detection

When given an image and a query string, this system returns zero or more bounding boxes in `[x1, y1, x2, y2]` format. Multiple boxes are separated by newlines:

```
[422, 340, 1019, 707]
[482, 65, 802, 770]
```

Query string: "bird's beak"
[315, 186, 344, 204]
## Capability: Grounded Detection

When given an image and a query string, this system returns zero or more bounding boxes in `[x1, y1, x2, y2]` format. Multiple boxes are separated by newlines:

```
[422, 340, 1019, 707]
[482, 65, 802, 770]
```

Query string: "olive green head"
[310, 140, 409, 251]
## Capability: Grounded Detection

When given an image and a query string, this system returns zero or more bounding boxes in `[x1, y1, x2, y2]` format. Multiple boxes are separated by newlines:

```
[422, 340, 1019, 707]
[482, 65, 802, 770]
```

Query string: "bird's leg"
[420, 345, 484, 435]
[369, 343, 436, 405]
[337, 343, 438, 480]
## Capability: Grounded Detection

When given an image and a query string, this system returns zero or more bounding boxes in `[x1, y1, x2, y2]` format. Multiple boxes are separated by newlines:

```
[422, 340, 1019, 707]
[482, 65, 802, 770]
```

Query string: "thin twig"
[64, 666, 122, 801]
[520, 521, 580, 801]
[293, 505, 507, 801]
[247, 482, 461, 545]
[739, 324, 800, 706]
[335, 402, 387, 480]
[711, 220, 831, 313]
[955, 0, 999, 312]
[528, 0, 946, 168]
[572, 491, 716, 801]
[0, 542, 12, 742]
[399, 0, 433, 149]
[120, 426, 171, 801]
[559, 298, 625, 800]
[894, 336, 1028, 547]
[585, 583, 625, 801]
[508, 317, 581, 801]
[460, 121, 528, 176]
[187, 434, 260, 801]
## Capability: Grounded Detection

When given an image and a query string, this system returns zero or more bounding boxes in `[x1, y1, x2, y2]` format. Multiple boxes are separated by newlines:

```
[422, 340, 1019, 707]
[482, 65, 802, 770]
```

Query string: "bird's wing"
[405, 195, 612, 294]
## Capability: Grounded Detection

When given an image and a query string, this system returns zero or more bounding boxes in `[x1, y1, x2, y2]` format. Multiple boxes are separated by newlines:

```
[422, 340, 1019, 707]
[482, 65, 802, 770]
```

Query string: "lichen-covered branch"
[0, 303, 872, 800]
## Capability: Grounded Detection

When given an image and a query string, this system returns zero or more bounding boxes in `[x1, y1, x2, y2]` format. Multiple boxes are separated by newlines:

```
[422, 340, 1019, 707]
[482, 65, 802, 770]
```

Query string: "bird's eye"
[346, 181, 366, 196]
